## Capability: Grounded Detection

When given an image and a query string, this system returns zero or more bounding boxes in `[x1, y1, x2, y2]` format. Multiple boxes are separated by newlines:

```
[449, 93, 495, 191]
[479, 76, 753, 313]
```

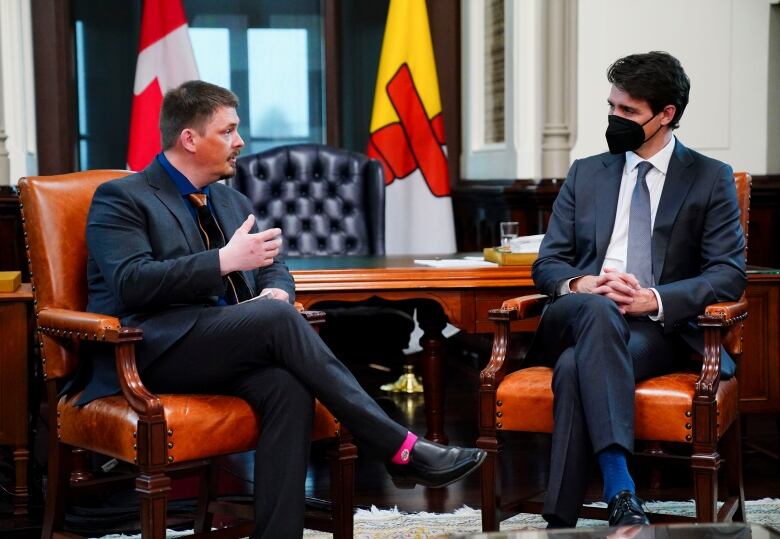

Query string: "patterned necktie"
[625, 161, 654, 288]
[187, 193, 253, 304]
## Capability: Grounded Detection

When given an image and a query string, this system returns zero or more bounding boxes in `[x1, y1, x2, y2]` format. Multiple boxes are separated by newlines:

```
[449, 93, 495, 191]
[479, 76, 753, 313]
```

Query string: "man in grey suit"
[530, 52, 746, 527]
[83, 80, 485, 539]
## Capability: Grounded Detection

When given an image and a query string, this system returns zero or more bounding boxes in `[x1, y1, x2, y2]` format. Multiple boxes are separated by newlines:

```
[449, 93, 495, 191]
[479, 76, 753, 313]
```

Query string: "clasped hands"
[571, 267, 658, 316]
[218, 214, 289, 302]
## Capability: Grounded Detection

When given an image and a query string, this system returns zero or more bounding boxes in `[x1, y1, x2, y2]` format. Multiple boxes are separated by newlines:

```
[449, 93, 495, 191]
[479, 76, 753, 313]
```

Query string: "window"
[73, 0, 325, 168]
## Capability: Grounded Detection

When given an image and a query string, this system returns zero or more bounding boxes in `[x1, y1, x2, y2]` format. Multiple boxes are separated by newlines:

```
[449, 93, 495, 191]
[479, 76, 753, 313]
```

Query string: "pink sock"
[391, 432, 418, 464]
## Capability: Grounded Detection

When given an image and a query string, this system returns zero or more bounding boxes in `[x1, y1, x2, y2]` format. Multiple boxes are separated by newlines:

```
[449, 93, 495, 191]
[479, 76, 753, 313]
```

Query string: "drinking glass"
[500, 221, 519, 250]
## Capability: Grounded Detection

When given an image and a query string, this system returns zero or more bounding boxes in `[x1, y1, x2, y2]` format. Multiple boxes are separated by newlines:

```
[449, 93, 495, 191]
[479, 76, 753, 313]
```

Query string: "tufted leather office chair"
[230, 144, 415, 365]
[19, 170, 357, 539]
[478, 173, 751, 530]
[230, 144, 385, 257]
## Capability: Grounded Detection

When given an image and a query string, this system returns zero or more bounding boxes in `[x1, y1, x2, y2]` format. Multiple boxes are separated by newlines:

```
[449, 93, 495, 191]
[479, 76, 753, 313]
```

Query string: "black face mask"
[605, 113, 662, 154]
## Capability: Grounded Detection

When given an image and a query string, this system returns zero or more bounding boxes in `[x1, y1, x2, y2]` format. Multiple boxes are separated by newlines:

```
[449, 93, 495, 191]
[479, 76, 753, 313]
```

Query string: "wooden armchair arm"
[695, 296, 748, 399]
[37, 307, 122, 342]
[489, 293, 548, 321]
[698, 296, 748, 327]
[481, 294, 549, 389]
[36, 307, 163, 417]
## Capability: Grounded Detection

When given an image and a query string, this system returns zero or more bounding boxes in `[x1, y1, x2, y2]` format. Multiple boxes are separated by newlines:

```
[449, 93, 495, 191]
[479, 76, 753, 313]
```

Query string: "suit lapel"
[146, 160, 203, 252]
[595, 153, 625, 267]
[652, 140, 695, 282]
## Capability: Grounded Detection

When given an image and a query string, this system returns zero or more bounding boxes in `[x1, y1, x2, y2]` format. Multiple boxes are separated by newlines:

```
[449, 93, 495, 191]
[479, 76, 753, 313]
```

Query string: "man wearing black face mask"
[529, 52, 746, 527]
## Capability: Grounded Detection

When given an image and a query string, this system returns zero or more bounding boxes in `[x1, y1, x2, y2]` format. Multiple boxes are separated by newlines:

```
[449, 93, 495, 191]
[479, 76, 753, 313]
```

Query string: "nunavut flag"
[127, 0, 199, 171]
[368, 0, 457, 255]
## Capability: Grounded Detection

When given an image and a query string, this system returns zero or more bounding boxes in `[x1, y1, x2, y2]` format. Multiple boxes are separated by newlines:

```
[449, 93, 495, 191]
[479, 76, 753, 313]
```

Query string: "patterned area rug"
[100, 499, 780, 538]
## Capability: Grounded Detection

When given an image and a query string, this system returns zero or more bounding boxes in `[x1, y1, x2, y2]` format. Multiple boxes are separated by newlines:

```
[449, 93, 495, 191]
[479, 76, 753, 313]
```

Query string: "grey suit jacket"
[531, 140, 746, 377]
[76, 159, 295, 404]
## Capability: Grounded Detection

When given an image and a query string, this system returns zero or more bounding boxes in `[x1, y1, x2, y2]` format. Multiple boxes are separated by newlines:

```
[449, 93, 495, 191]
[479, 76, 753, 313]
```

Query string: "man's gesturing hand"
[218, 215, 282, 274]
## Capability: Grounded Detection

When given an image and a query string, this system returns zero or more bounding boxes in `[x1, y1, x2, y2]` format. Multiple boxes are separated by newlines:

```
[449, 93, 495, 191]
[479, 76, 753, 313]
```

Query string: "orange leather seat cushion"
[495, 366, 738, 443]
[58, 393, 340, 464]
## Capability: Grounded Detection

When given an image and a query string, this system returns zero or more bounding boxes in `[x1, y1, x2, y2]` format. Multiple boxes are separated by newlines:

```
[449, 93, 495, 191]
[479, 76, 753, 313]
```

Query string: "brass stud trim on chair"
[167, 429, 173, 436]
[685, 434, 692, 442]
[685, 410, 692, 417]
[168, 456, 174, 463]
[167, 442, 174, 449]
[496, 400, 503, 407]
[685, 423, 692, 430]
[496, 411, 503, 418]
[132, 431, 137, 438]
[496, 422, 503, 429]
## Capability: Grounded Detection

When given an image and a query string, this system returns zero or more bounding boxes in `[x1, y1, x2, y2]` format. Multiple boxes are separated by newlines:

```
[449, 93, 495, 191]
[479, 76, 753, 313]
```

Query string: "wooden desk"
[289, 256, 536, 443]
[0, 283, 33, 515]
[290, 258, 780, 443]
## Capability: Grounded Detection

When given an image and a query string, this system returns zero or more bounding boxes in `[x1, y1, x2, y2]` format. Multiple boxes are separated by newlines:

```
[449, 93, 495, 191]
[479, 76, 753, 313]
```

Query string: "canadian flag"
[127, 0, 199, 171]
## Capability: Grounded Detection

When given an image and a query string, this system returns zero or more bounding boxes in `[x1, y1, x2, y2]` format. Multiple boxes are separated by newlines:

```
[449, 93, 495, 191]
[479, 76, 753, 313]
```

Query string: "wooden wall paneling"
[0, 187, 27, 278]
[740, 278, 780, 414]
[747, 176, 780, 269]
[428, 0, 461, 188]
[32, 0, 77, 175]
[324, 0, 341, 148]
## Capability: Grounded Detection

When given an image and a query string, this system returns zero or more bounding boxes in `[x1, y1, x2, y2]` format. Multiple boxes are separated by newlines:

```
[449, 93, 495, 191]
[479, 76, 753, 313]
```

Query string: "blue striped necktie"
[625, 161, 654, 288]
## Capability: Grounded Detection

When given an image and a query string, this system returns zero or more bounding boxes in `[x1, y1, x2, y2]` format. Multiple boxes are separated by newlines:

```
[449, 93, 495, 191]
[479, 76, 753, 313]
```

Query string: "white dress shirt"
[561, 135, 677, 321]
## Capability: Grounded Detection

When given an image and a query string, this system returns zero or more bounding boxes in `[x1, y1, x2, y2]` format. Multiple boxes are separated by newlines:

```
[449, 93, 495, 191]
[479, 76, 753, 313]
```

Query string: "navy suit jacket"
[76, 159, 295, 404]
[531, 140, 746, 377]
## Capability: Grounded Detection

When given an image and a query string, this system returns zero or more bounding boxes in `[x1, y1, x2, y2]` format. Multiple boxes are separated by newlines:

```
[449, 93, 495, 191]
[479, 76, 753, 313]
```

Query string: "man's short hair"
[160, 80, 239, 150]
[607, 51, 690, 129]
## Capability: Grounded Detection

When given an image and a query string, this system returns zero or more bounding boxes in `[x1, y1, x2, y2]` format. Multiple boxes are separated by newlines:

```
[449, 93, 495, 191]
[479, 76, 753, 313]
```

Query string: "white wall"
[572, 0, 773, 174]
[0, 0, 37, 185]
[461, 0, 777, 179]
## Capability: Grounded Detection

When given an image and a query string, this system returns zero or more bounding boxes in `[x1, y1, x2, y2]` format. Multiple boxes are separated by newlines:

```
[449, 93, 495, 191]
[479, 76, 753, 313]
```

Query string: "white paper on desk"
[509, 234, 544, 253]
[238, 289, 274, 304]
[414, 259, 497, 268]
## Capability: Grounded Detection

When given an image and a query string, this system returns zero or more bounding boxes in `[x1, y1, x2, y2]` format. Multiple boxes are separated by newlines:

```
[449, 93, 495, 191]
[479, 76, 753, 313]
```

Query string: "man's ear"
[660, 104, 677, 127]
[180, 128, 197, 153]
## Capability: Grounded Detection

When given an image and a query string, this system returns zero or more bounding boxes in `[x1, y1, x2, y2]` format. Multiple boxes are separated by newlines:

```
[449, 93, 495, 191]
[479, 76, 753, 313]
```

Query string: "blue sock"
[597, 445, 635, 502]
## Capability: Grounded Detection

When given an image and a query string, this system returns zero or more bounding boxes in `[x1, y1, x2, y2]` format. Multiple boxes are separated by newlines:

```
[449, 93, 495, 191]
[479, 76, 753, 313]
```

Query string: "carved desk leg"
[417, 302, 449, 445]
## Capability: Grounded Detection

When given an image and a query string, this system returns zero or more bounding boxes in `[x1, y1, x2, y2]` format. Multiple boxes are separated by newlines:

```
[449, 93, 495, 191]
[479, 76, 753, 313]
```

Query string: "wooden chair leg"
[137, 471, 172, 538]
[691, 450, 720, 522]
[328, 434, 357, 539]
[194, 460, 219, 533]
[722, 417, 746, 522]
[42, 441, 71, 539]
[478, 435, 500, 532]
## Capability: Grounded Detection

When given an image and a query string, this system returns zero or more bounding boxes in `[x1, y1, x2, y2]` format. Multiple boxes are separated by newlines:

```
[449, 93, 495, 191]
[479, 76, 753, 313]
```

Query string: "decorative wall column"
[0, 29, 9, 187]
[461, 0, 577, 180]
[541, 0, 577, 180]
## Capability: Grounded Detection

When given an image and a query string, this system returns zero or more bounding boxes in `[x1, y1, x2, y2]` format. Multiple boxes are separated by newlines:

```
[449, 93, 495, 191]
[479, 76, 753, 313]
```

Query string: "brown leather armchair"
[18, 170, 357, 538]
[478, 173, 751, 530]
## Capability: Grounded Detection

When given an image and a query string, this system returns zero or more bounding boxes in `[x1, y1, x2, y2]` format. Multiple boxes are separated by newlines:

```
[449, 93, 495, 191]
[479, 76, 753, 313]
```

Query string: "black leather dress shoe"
[385, 439, 486, 489]
[607, 491, 650, 526]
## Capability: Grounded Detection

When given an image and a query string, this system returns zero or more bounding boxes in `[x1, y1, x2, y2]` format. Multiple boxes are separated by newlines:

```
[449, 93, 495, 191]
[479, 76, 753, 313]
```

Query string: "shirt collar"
[625, 135, 676, 176]
[157, 152, 210, 197]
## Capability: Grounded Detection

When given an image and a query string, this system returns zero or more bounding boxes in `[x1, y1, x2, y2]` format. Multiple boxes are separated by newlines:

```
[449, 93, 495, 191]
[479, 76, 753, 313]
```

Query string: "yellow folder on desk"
[0, 271, 21, 292]
[483, 248, 538, 266]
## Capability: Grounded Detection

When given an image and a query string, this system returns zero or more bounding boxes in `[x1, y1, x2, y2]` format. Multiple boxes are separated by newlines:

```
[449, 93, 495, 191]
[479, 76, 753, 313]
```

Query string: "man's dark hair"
[607, 51, 690, 129]
[160, 80, 239, 149]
